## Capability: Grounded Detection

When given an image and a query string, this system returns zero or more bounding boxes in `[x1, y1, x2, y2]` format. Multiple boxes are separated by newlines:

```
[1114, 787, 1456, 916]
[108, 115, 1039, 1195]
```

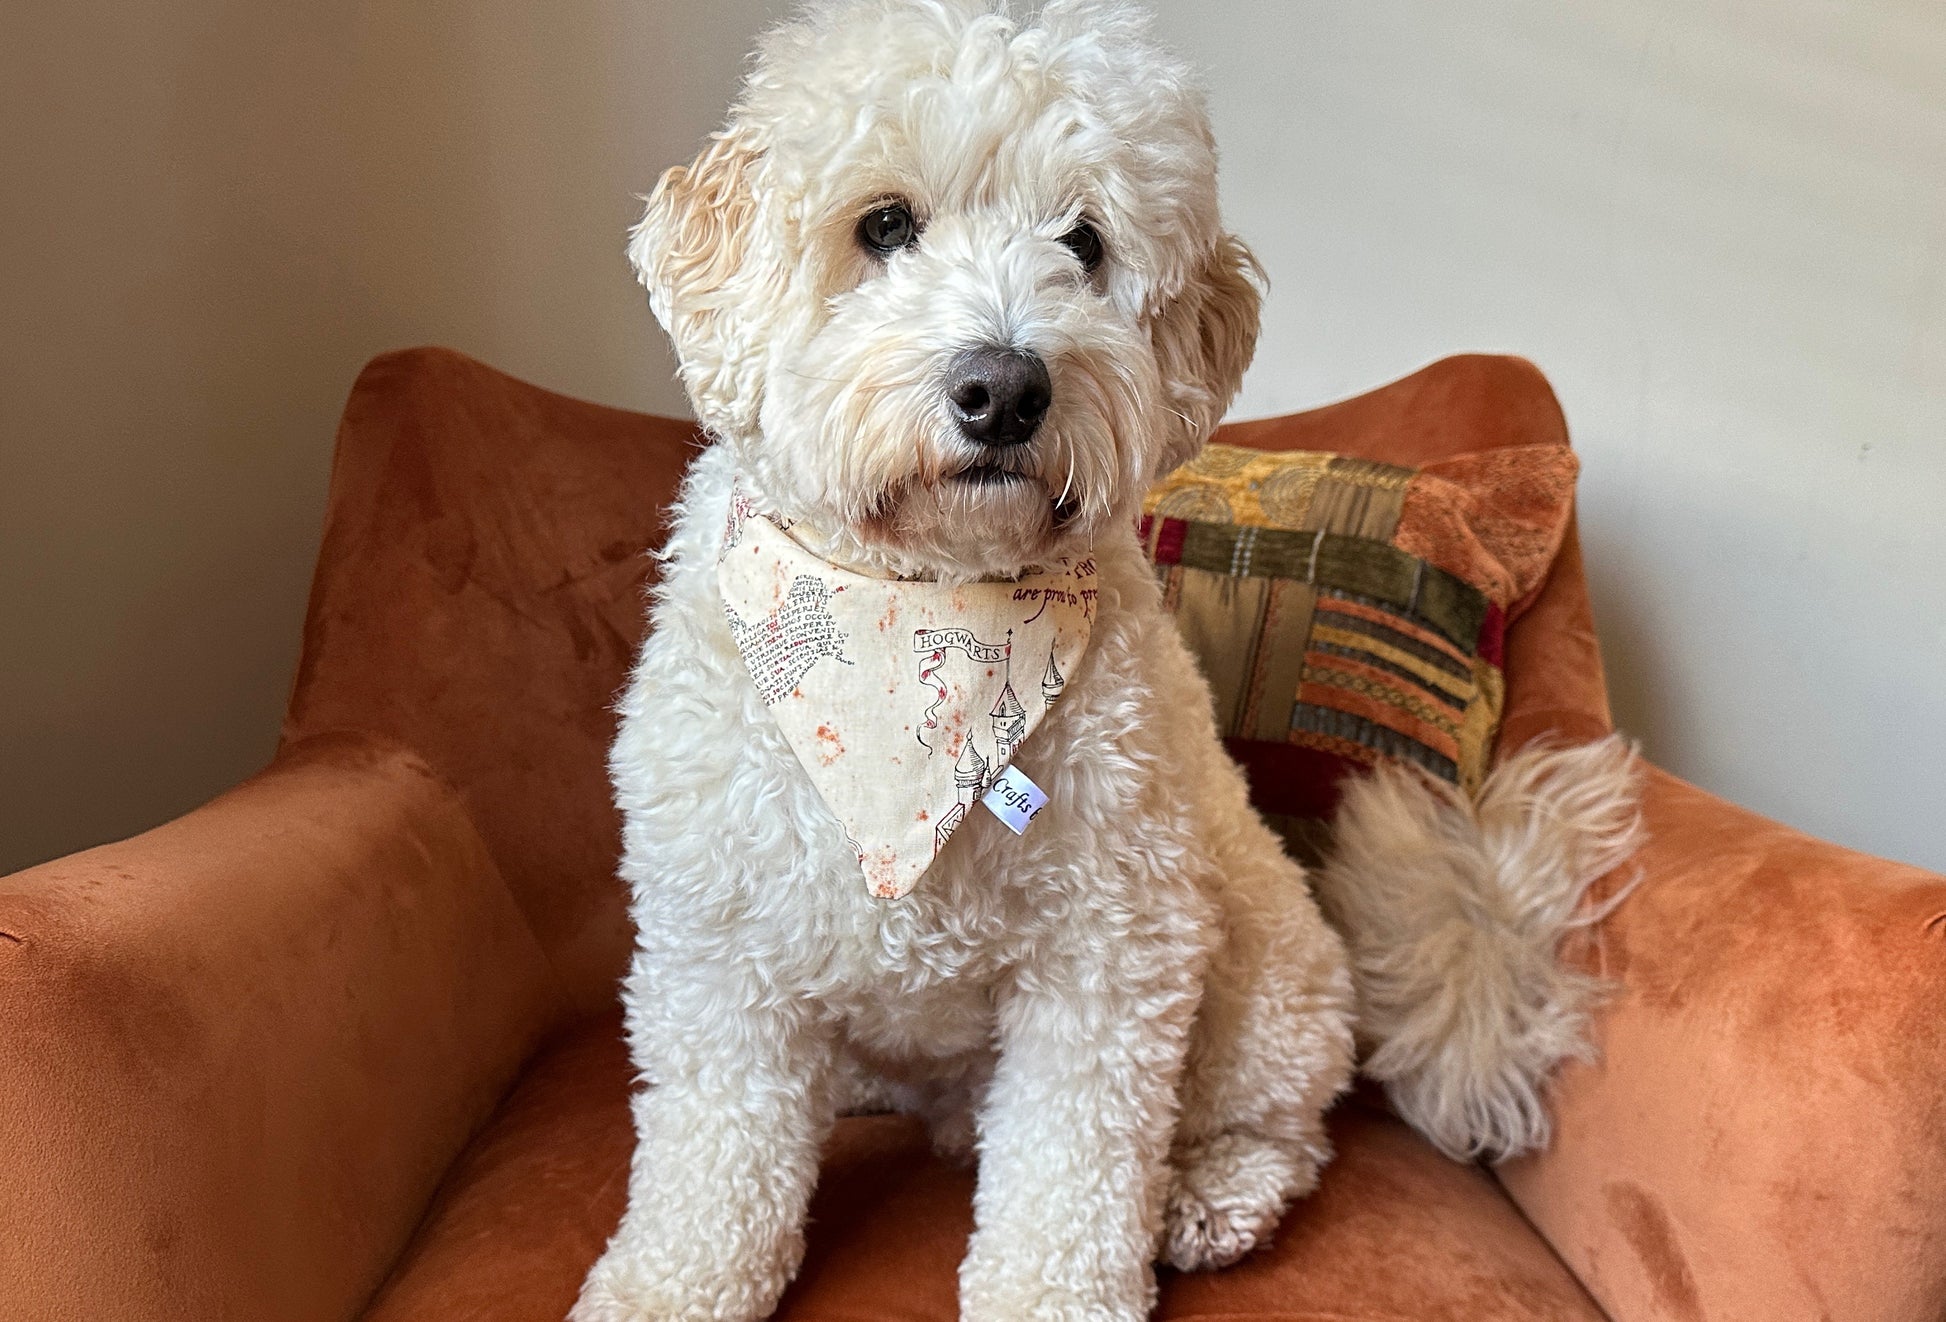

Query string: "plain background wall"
[3, 0, 1941, 875]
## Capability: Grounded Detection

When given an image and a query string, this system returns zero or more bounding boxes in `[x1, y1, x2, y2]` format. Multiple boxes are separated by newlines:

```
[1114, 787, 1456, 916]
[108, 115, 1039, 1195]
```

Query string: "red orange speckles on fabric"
[718, 484, 1094, 900]
[815, 723, 846, 766]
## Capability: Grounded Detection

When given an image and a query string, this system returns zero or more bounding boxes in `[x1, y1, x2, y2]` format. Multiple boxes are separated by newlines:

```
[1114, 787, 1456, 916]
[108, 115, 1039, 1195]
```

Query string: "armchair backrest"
[285, 348, 1611, 1013]
[284, 348, 692, 1016]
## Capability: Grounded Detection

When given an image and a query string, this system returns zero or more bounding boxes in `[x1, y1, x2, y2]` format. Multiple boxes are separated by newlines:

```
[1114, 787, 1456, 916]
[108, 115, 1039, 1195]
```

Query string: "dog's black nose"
[946, 347, 1051, 447]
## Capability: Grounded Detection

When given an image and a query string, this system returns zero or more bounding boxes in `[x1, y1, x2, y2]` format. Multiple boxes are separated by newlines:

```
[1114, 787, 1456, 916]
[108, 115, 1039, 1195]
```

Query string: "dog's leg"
[573, 966, 834, 1322]
[958, 942, 1205, 1322]
[1165, 825, 1356, 1271]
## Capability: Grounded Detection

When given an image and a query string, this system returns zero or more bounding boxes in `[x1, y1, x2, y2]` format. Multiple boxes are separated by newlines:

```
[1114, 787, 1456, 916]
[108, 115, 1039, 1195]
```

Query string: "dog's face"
[632, 0, 1261, 579]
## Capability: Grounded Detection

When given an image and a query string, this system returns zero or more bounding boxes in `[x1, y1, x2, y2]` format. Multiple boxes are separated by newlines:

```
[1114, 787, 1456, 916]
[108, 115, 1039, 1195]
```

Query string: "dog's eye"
[1059, 221, 1104, 273]
[858, 203, 918, 256]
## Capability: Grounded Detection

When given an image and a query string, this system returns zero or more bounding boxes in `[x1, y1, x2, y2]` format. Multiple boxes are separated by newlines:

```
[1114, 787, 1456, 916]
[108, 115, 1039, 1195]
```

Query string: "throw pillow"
[1140, 442, 1579, 858]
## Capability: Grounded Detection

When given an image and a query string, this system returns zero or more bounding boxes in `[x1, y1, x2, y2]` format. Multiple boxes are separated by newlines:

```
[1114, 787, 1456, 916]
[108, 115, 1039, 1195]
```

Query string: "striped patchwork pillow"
[1140, 442, 1579, 860]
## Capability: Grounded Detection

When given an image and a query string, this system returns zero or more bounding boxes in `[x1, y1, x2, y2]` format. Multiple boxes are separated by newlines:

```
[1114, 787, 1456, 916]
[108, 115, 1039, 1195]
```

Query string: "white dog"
[574, 3, 1356, 1319]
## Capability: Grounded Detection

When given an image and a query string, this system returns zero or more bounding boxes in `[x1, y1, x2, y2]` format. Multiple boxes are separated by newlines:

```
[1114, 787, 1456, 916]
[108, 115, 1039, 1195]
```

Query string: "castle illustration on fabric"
[1042, 651, 1065, 708]
[923, 632, 1069, 854]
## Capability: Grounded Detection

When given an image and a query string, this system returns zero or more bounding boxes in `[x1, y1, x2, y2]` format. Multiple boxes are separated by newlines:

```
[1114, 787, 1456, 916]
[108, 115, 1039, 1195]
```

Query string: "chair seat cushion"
[359, 1017, 1604, 1322]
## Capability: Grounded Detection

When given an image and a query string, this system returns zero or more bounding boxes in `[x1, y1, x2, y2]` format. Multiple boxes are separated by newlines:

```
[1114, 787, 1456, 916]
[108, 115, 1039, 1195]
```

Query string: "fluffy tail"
[1313, 735, 1644, 1162]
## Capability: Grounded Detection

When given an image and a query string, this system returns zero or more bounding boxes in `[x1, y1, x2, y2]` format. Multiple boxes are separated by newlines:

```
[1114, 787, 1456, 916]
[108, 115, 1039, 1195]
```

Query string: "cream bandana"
[717, 486, 1096, 899]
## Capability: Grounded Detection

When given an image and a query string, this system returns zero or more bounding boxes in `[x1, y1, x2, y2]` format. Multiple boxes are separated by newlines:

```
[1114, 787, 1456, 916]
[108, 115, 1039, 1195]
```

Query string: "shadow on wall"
[1581, 532, 1683, 776]
[0, 0, 786, 874]
[1583, 480, 1944, 872]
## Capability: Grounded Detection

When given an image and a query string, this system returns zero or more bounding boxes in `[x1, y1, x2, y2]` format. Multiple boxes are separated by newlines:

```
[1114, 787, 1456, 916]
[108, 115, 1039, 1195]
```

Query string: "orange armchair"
[4, 348, 1940, 1322]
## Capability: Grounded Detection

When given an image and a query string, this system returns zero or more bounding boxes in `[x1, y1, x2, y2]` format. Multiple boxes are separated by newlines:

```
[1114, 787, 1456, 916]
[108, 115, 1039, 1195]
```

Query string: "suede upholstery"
[1502, 769, 1946, 1322]
[0, 733, 556, 1322]
[2, 347, 1938, 1322]
[283, 347, 697, 1018]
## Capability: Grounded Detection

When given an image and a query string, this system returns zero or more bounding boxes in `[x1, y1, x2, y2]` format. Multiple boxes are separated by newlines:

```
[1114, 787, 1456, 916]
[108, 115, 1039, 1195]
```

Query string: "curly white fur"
[575, 4, 1354, 1321]
[1314, 735, 1645, 1163]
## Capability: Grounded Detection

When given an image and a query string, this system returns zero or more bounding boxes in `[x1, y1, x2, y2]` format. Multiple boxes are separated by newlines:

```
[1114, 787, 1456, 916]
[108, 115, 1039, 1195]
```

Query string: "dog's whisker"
[780, 368, 856, 386]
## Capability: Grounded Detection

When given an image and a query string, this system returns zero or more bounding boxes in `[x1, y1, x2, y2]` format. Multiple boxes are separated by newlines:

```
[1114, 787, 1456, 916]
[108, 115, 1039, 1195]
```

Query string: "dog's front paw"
[573, 1242, 790, 1322]
[1161, 1132, 1323, 1272]
[570, 1255, 699, 1322]
[568, 1269, 644, 1322]
[960, 1244, 1155, 1322]
[570, 1259, 664, 1322]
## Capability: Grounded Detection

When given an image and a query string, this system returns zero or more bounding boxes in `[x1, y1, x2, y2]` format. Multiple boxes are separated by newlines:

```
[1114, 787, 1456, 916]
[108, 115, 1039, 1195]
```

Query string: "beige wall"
[0, 0, 772, 872]
[1149, 0, 1946, 873]
[4, 1, 1942, 875]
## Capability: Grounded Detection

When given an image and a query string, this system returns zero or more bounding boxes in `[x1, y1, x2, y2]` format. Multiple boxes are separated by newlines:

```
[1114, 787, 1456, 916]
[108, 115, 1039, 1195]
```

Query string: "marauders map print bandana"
[717, 487, 1095, 900]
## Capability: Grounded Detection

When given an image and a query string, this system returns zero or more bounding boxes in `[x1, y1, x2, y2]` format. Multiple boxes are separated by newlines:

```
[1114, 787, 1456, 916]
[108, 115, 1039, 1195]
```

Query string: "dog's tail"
[1311, 735, 1644, 1162]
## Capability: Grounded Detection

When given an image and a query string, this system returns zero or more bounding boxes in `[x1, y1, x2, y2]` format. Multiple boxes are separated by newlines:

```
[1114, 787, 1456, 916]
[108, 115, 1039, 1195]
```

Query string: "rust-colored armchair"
[5, 349, 1942, 1322]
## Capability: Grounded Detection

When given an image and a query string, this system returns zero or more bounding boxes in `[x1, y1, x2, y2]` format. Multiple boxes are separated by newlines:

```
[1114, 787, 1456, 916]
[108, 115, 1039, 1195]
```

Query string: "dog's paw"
[1161, 1133, 1322, 1272]
[1161, 1183, 1278, 1273]
[569, 1259, 676, 1322]
[572, 1246, 787, 1322]
[567, 1275, 644, 1322]
[922, 1096, 979, 1165]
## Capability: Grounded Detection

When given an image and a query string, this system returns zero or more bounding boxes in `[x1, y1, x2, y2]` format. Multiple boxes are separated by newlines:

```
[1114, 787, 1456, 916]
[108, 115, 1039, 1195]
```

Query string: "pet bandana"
[717, 486, 1096, 899]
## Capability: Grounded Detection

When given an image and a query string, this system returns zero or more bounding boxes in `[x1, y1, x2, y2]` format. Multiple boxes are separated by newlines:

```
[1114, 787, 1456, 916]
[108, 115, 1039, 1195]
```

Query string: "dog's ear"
[1148, 233, 1264, 476]
[627, 124, 769, 436]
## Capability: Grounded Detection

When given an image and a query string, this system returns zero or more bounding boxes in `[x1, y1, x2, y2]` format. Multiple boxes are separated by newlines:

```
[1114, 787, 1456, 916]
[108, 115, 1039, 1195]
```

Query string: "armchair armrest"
[1498, 767, 1946, 1322]
[0, 734, 558, 1322]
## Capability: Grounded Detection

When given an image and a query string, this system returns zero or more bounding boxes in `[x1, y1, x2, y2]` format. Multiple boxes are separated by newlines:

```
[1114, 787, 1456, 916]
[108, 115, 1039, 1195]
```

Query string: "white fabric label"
[981, 764, 1049, 836]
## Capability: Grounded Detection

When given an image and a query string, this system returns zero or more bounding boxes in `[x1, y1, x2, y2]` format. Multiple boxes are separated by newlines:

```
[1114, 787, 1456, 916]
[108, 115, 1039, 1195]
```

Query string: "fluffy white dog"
[574, 2, 1356, 1320]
